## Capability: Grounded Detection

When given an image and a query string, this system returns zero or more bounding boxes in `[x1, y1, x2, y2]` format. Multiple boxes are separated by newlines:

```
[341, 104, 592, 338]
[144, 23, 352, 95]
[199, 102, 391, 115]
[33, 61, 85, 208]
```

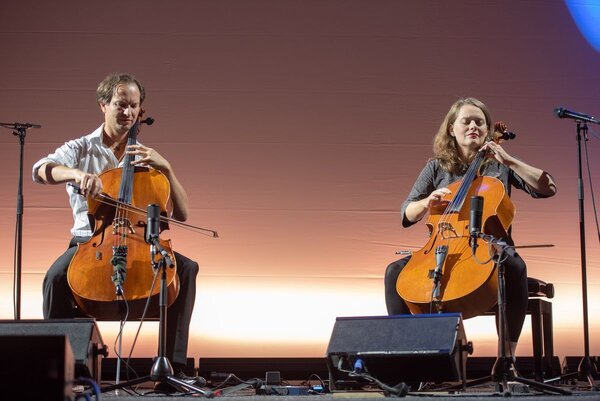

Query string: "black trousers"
[384, 253, 528, 343]
[42, 237, 199, 367]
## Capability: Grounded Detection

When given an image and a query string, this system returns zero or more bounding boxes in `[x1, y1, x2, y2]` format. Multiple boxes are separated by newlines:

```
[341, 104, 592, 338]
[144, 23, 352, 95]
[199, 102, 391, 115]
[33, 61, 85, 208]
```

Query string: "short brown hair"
[96, 73, 146, 105]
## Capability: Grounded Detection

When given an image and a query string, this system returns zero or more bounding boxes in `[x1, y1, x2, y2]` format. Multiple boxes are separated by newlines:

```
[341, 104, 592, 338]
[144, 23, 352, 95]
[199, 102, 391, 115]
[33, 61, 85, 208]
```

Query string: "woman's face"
[449, 104, 488, 158]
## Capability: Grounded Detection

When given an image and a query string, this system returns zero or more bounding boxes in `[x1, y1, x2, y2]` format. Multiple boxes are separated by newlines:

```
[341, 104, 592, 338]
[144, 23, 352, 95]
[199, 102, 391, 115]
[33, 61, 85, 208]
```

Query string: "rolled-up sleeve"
[32, 139, 82, 183]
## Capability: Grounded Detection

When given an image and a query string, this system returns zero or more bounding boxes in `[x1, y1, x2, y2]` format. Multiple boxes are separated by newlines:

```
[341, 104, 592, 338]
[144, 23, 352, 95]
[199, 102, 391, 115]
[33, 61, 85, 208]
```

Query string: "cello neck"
[446, 150, 486, 213]
[117, 121, 140, 203]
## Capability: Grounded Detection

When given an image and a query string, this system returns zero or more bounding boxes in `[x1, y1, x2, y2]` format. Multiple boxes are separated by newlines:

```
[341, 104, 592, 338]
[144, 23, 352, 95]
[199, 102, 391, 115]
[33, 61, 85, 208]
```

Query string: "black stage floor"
[77, 357, 599, 401]
[86, 383, 599, 401]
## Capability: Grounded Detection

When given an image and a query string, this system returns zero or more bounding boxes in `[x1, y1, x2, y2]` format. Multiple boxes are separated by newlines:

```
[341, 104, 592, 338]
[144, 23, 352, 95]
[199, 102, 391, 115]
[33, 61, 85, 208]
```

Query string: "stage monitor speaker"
[0, 318, 107, 382]
[326, 313, 470, 390]
[0, 335, 74, 400]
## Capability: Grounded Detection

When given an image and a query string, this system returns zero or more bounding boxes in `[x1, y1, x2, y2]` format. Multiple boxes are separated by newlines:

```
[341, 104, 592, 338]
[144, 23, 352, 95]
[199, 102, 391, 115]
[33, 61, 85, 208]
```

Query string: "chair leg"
[541, 301, 555, 377]
[529, 299, 544, 381]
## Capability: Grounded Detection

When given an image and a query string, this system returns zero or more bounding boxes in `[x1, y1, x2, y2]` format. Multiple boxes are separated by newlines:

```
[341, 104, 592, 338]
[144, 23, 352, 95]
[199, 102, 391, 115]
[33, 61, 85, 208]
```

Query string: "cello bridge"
[438, 222, 458, 239]
[113, 217, 135, 234]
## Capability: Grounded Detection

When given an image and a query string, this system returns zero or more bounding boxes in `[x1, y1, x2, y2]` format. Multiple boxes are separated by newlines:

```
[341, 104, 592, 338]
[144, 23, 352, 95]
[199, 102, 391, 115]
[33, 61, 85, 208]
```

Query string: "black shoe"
[154, 371, 207, 394]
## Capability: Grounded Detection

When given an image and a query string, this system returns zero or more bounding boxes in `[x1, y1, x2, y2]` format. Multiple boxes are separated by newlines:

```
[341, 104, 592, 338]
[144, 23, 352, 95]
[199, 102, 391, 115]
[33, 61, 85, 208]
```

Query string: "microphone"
[554, 107, 600, 125]
[146, 203, 160, 243]
[469, 195, 484, 256]
[146, 204, 174, 267]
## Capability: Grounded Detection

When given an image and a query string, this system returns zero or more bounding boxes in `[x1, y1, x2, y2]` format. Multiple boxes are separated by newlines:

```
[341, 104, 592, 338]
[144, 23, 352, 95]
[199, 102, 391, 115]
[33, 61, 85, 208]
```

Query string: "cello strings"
[112, 122, 139, 280]
[118, 124, 139, 251]
[437, 150, 484, 228]
[122, 130, 138, 250]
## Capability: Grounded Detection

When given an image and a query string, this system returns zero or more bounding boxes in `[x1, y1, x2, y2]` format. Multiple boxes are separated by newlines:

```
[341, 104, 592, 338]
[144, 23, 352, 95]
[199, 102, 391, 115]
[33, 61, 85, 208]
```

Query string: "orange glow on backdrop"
[1, 0, 599, 361]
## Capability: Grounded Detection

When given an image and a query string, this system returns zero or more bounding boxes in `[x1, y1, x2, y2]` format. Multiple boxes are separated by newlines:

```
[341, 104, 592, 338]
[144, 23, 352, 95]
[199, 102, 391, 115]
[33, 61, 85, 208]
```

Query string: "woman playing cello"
[384, 97, 556, 362]
[32, 73, 204, 393]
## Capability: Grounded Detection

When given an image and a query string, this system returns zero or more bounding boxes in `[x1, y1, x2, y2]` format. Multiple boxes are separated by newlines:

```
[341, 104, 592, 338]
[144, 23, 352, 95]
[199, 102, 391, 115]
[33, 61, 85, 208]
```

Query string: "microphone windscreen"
[469, 195, 484, 235]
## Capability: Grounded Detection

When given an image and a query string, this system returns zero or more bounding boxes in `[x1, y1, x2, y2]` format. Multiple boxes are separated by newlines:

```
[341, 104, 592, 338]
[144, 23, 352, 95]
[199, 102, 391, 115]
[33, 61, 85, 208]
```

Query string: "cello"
[396, 123, 514, 319]
[66, 114, 179, 320]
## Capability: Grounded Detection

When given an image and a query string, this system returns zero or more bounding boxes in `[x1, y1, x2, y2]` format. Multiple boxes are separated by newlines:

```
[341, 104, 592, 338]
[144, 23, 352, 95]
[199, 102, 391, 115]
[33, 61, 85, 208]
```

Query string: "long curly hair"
[432, 97, 493, 174]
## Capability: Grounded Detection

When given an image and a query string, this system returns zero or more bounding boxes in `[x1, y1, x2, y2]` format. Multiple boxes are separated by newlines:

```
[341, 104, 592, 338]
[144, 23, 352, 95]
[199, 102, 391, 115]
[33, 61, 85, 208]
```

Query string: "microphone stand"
[550, 121, 598, 389]
[0, 122, 41, 320]
[98, 232, 213, 397]
[473, 233, 571, 395]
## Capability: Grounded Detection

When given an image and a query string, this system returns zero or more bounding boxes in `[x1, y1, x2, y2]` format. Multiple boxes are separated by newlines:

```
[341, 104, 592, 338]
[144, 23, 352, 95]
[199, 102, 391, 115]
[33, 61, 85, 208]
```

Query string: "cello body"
[396, 175, 514, 319]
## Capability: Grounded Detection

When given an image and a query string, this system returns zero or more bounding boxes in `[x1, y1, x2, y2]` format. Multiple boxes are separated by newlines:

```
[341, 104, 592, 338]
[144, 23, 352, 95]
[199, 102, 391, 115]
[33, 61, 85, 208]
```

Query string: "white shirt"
[32, 124, 140, 237]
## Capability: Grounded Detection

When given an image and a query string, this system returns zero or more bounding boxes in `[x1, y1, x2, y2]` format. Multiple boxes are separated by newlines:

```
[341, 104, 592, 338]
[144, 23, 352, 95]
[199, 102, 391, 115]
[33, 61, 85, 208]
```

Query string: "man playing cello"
[32, 72, 204, 393]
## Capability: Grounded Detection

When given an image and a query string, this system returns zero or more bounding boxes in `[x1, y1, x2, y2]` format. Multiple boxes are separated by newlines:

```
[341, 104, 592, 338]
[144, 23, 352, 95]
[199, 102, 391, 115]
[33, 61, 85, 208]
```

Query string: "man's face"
[100, 82, 141, 135]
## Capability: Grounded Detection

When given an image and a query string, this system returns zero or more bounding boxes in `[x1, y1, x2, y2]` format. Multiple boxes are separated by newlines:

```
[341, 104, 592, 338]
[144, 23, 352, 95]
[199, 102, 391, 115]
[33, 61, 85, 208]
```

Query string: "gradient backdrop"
[1, 0, 599, 361]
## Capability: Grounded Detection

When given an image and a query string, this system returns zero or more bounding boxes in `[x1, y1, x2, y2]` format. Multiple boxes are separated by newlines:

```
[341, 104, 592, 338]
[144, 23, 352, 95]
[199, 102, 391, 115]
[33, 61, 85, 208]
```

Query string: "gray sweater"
[401, 158, 550, 228]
